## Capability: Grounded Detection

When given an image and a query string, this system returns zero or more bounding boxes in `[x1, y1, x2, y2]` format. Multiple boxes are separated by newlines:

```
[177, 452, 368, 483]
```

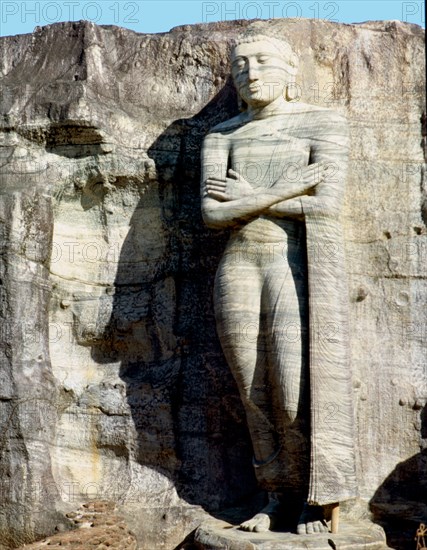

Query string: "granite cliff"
[0, 17, 425, 549]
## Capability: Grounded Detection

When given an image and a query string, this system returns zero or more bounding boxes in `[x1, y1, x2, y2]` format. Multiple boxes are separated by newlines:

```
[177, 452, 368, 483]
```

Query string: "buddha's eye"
[257, 55, 270, 64]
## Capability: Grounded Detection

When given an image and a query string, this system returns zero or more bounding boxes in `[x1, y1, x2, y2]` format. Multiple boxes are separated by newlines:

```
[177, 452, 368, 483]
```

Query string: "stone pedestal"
[194, 518, 389, 550]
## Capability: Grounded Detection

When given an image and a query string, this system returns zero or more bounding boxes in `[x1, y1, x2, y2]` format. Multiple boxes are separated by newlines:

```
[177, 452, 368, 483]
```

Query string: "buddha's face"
[231, 39, 295, 108]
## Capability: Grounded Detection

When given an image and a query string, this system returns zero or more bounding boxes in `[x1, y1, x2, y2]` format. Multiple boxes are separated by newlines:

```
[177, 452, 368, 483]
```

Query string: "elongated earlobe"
[285, 82, 299, 102]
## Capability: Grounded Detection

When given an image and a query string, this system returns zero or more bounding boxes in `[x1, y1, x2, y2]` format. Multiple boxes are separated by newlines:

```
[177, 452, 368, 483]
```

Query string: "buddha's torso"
[228, 115, 311, 190]
[221, 112, 311, 240]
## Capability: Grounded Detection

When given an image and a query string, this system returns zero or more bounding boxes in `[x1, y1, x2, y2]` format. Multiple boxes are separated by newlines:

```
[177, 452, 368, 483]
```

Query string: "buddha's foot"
[296, 503, 329, 534]
[239, 497, 282, 533]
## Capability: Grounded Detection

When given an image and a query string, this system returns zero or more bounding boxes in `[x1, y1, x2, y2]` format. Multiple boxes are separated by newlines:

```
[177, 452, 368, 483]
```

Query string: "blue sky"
[0, 0, 425, 37]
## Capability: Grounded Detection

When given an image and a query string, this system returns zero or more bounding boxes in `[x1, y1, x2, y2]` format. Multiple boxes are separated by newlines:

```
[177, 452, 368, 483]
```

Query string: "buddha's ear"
[288, 52, 299, 75]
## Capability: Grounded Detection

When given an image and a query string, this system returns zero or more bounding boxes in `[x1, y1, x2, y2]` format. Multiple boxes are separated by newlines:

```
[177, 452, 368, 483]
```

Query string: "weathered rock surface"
[0, 17, 425, 550]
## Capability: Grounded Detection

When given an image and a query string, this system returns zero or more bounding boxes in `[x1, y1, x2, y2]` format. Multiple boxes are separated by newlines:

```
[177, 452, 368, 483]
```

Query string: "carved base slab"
[194, 518, 389, 550]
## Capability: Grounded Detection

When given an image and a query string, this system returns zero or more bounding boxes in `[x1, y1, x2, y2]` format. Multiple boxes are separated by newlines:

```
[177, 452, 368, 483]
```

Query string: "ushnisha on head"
[231, 32, 300, 110]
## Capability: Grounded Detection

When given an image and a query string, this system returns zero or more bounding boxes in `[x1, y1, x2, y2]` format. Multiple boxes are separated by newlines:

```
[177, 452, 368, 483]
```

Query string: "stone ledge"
[194, 518, 389, 550]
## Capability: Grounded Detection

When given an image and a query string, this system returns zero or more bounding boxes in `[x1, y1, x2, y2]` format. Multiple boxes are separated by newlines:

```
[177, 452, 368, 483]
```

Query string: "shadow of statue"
[91, 78, 259, 514]
[370, 404, 427, 550]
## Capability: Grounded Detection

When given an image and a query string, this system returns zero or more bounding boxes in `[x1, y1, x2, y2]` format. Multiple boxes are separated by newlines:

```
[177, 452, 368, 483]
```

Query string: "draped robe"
[201, 104, 357, 505]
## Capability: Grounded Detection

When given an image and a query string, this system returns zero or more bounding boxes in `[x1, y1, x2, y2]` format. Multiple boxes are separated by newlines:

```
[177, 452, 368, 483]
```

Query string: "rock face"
[0, 17, 425, 550]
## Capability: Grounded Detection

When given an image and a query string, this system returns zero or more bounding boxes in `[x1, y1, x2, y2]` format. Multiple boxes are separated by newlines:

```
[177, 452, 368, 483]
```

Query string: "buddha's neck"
[246, 96, 293, 120]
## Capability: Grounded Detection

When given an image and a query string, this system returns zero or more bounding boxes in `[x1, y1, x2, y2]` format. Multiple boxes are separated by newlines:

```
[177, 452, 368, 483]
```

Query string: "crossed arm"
[200, 122, 349, 229]
[200, 133, 311, 228]
[202, 165, 324, 227]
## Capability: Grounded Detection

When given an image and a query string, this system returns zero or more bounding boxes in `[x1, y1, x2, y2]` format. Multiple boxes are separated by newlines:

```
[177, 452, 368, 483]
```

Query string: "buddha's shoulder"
[206, 114, 247, 136]
[290, 102, 348, 122]
[287, 104, 349, 140]
[203, 104, 348, 140]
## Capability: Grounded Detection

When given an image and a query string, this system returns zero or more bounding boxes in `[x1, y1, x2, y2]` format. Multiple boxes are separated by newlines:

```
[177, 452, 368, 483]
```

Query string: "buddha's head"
[231, 32, 299, 110]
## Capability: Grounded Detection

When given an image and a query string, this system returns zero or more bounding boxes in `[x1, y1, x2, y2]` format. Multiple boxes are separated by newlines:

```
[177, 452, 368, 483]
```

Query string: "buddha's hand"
[271, 162, 326, 198]
[204, 169, 254, 201]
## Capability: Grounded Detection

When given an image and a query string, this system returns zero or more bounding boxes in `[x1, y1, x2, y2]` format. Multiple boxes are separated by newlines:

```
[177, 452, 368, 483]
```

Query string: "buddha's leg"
[214, 248, 285, 533]
[260, 233, 310, 492]
[263, 233, 328, 534]
[214, 254, 277, 464]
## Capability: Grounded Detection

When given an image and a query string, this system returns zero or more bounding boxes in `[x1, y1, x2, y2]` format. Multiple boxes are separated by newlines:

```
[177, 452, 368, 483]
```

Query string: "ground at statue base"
[17, 501, 137, 550]
[194, 518, 390, 550]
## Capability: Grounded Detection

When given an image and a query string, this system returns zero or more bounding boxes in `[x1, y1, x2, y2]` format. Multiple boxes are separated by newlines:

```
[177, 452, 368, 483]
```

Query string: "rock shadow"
[91, 78, 258, 514]
[370, 404, 427, 550]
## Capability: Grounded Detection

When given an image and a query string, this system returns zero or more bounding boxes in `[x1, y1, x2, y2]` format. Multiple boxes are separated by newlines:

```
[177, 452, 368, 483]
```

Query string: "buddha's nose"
[248, 64, 260, 81]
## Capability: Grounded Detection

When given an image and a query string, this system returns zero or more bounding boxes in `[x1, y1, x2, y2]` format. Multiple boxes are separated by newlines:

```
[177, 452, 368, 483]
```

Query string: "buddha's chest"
[229, 126, 311, 187]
